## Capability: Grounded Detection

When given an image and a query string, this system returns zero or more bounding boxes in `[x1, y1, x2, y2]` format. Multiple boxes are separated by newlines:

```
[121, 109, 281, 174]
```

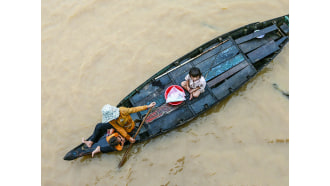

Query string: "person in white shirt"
[181, 67, 206, 100]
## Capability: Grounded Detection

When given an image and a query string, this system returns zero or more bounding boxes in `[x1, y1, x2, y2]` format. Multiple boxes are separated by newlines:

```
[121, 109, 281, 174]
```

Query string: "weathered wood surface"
[247, 40, 279, 63]
[207, 61, 249, 87]
[235, 24, 278, 44]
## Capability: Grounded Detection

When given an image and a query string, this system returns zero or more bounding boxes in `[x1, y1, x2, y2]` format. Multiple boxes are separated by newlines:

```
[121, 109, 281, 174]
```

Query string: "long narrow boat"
[64, 15, 289, 160]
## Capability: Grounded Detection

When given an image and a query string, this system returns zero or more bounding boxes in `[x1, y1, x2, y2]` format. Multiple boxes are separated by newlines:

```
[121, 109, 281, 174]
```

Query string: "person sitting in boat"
[82, 128, 125, 157]
[181, 67, 206, 100]
[101, 102, 156, 143]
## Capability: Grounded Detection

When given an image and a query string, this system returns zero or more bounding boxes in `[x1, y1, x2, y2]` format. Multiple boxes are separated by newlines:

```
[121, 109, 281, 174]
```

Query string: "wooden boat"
[64, 15, 289, 160]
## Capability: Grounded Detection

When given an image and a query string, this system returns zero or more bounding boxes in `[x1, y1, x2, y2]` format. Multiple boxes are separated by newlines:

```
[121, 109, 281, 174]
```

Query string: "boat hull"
[64, 15, 289, 161]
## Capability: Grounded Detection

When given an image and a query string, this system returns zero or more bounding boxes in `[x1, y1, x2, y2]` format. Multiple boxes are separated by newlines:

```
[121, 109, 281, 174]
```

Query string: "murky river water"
[42, 0, 289, 185]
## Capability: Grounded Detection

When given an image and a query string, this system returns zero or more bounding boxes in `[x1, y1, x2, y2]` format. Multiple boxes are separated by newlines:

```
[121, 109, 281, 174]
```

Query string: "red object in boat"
[164, 85, 185, 106]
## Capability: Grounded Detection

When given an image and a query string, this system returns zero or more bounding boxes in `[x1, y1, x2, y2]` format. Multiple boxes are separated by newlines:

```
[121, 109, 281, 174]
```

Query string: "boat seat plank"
[238, 34, 280, 53]
[235, 24, 278, 44]
[205, 53, 245, 81]
[195, 45, 239, 76]
[225, 64, 256, 90]
[280, 23, 289, 34]
[192, 40, 234, 65]
[275, 36, 288, 46]
[212, 45, 240, 67]
[211, 64, 256, 100]
[190, 43, 223, 66]
[210, 80, 230, 100]
[207, 61, 249, 87]
[195, 55, 218, 76]
[247, 40, 279, 63]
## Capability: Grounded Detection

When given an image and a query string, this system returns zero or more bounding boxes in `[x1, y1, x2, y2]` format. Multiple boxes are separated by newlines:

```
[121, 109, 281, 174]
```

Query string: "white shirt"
[185, 74, 206, 92]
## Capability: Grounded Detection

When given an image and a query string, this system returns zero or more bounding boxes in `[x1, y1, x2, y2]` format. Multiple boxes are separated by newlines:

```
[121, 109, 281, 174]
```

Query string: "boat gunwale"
[64, 15, 289, 160]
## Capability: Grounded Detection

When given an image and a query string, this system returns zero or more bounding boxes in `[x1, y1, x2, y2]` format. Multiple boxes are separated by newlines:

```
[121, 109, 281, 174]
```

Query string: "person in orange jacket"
[82, 128, 125, 157]
[82, 102, 156, 145]
[81, 102, 156, 157]
[102, 102, 156, 143]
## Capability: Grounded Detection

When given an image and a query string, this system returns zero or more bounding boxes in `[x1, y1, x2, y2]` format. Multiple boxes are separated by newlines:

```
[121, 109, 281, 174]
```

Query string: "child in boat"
[181, 67, 206, 100]
[82, 127, 125, 157]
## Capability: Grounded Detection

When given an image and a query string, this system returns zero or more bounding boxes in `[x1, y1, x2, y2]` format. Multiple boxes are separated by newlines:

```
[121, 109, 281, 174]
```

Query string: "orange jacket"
[109, 106, 148, 140]
[106, 133, 123, 151]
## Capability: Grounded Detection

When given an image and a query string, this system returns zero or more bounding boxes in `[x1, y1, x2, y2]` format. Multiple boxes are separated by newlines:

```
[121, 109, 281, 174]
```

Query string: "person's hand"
[92, 146, 101, 158]
[119, 135, 125, 145]
[147, 102, 156, 108]
[129, 137, 136, 143]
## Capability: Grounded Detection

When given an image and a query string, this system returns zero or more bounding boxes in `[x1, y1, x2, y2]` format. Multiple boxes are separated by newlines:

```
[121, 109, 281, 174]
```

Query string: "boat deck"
[125, 20, 289, 142]
[64, 15, 289, 160]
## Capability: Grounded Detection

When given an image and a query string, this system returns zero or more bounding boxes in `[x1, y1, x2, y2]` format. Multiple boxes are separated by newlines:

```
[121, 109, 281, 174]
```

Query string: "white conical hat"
[101, 104, 120, 123]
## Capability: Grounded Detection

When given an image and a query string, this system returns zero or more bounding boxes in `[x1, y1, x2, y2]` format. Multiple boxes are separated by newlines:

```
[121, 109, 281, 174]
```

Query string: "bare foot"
[92, 146, 101, 158]
[82, 137, 93, 148]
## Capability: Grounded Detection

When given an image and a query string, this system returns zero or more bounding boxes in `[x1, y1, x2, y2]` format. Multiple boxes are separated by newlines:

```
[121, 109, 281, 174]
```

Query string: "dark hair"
[109, 136, 119, 146]
[189, 67, 202, 77]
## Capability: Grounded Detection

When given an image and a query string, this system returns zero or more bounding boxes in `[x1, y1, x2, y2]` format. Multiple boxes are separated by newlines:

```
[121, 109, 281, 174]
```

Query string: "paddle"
[118, 106, 154, 168]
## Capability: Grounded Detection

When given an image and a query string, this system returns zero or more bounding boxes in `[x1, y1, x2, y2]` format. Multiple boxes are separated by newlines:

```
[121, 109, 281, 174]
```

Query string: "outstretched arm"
[121, 102, 156, 114]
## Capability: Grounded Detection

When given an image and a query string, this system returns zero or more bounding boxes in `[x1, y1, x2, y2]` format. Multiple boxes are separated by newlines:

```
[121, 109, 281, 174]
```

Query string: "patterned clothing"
[109, 106, 148, 140]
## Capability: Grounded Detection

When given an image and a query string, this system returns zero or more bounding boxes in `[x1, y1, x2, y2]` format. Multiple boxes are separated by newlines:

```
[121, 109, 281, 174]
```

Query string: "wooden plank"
[225, 65, 257, 90]
[275, 36, 288, 46]
[192, 40, 233, 65]
[169, 61, 192, 79]
[238, 34, 280, 53]
[129, 74, 171, 105]
[205, 54, 245, 81]
[196, 45, 239, 77]
[235, 24, 278, 44]
[207, 61, 248, 87]
[189, 94, 217, 114]
[280, 23, 289, 34]
[247, 40, 279, 63]
[212, 45, 240, 67]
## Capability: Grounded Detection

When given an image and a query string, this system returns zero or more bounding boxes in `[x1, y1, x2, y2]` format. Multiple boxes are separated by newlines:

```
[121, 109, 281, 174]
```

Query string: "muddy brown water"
[42, 0, 289, 185]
